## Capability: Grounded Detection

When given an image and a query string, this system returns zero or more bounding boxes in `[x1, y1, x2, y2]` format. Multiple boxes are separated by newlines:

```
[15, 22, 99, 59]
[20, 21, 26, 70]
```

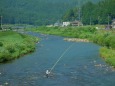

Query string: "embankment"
[0, 31, 39, 63]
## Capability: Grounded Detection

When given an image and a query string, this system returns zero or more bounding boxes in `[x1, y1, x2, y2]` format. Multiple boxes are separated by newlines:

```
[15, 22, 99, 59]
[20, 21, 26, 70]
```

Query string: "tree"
[62, 0, 115, 25]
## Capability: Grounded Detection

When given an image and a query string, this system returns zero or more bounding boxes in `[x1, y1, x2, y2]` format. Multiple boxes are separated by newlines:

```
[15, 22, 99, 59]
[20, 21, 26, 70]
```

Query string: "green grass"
[0, 31, 39, 62]
[100, 47, 115, 67]
[30, 26, 97, 38]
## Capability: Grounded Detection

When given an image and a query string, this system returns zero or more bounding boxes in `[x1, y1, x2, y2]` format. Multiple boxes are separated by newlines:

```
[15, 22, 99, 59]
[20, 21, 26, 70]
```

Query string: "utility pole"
[0, 16, 3, 30]
[98, 16, 100, 25]
[78, 0, 81, 22]
[77, 0, 82, 26]
[90, 16, 92, 25]
[0, 8, 3, 30]
[78, 8, 81, 22]
[108, 14, 110, 26]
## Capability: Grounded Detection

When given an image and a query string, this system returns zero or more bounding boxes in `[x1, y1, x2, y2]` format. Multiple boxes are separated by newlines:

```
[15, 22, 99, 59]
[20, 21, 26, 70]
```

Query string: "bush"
[104, 36, 111, 48]
[0, 41, 3, 47]
[110, 36, 115, 49]
[0, 49, 11, 62]
[5, 44, 16, 53]
[100, 47, 115, 67]
[0, 31, 39, 62]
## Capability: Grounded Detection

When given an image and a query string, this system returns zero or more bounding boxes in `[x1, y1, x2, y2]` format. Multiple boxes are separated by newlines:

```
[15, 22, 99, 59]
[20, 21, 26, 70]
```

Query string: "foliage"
[62, 0, 115, 25]
[33, 26, 97, 38]
[91, 31, 115, 49]
[0, 41, 3, 46]
[0, 0, 101, 25]
[100, 47, 115, 67]
[0, 31, 39, 62]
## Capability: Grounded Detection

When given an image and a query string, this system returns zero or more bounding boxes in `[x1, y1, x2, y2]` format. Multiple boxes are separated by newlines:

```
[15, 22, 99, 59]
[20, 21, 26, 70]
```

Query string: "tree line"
[0, 0, 101, 26]
[62, 0, 115, 25]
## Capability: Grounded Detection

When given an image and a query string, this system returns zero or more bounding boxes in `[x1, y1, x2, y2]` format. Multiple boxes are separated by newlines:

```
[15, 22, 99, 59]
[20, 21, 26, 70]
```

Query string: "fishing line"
[49, 43, 75, 73]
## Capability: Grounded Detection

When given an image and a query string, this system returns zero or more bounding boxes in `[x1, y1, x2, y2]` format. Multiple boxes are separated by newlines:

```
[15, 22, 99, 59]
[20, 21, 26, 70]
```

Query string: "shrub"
[6, 44, 16, 53]
[100, 47, 115, 66]
[0, 41, 3, 47]
[0, 31, 39, 63]
[110, 36, 115, 49]
[0, 49, 11, 62]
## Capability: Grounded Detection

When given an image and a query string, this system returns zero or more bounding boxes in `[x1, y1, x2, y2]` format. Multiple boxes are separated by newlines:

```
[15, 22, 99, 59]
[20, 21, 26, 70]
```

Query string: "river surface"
[0, 32, 115, 86]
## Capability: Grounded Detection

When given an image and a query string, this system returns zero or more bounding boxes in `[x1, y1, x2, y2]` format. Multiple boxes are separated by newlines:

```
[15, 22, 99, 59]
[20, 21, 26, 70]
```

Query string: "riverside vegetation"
[0, 31, 39, 63]
[28, 26, 115, 67]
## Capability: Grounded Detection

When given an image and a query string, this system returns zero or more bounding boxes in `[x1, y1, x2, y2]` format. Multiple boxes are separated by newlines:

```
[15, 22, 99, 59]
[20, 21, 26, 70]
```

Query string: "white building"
[62, 22, 70, 27]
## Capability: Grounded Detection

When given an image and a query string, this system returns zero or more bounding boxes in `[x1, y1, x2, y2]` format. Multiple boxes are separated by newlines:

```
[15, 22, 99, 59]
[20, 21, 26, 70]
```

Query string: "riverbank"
[100, 47, 115, 67]
[27, 26, 115, 67]
[0, 31, 39, 63]
[64, 38, 89, 42]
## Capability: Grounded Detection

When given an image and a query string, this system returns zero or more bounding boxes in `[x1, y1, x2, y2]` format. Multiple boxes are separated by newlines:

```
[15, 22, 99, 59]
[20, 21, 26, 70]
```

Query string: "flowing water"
[0, 32, 115, 86]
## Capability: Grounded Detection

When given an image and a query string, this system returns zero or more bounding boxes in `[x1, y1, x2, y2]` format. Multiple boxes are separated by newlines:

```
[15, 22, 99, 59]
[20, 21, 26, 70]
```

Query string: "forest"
[0, 0, 101, 25]
[62, 0, 115, 25]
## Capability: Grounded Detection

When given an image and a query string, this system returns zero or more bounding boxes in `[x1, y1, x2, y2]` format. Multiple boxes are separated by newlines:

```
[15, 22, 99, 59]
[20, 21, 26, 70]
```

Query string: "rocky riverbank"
[64, 38, 89, 42]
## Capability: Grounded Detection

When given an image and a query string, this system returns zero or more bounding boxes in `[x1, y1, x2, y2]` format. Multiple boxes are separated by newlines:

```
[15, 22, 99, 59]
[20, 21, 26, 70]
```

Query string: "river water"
[0, 32, 115, 86]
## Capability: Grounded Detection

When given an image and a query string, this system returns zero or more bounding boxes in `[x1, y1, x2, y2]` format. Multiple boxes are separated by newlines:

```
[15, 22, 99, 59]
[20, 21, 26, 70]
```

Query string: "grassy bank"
[30, 26, 97, 38]
[27, 26, 115, 67]
[0, 31, 39, 63]
[100, 47, 115, 66]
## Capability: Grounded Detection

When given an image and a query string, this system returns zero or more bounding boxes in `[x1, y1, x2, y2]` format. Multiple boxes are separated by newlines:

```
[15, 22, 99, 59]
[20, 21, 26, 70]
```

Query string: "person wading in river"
[46, 70, 50, 78]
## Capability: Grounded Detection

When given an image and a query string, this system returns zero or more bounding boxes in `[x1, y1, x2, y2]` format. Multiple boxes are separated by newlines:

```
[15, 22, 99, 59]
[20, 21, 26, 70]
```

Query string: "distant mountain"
[0, 0, 101, 25]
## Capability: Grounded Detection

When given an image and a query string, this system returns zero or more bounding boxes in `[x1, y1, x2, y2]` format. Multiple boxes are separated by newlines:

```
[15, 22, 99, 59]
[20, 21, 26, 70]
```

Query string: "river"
[0, 32, 115, 86]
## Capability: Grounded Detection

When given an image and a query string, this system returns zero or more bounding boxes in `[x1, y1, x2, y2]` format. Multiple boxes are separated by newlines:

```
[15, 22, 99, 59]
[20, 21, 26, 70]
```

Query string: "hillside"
[0, 0, 101, 25]
[62, 0, 115, 25]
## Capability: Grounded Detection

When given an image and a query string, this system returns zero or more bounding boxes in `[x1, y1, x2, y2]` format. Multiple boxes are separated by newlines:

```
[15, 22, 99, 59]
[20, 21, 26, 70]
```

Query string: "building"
[105, 25, 112, 30]
[62, 22, 70, 27]
[112, 19, 115, 28]
[105, 19, 115, 30]
[70, 20, 83, 26]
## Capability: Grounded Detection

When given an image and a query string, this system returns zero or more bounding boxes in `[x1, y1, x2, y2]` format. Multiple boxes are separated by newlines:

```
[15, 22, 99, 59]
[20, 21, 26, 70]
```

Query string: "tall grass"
[0, 31, 39, 62]
[100, 47, 115, 67]
[31, 26, 96, 38]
